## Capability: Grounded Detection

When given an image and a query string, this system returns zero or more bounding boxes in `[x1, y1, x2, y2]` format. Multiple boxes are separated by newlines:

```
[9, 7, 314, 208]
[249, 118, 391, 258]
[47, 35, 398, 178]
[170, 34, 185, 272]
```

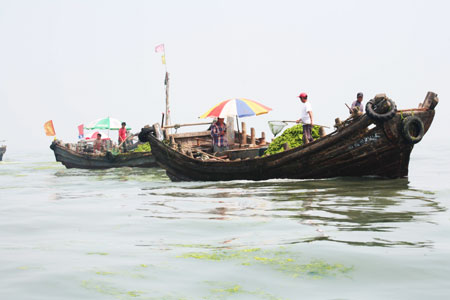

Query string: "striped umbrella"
[199, 98, 272, 119]
[85, 117, 131, 130]
[200, 98, 272, 146]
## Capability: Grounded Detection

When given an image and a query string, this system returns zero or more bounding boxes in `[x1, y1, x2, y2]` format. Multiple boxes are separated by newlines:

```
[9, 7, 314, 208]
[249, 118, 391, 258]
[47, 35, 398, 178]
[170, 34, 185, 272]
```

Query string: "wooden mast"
[165, 71, 171, 127]
[156, 43, 171, 128]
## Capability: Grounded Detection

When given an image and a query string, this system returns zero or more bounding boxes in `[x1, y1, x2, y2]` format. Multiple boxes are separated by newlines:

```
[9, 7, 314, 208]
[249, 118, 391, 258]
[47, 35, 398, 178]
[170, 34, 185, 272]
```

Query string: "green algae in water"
[179, 248, 261, 262]
[87, 252, 109, 256]
[205, 281, 285, 300]
[92, 268, 147, 280]
[95, 271, 115, 276]
[31, 165, 62, 170]
[170, 243, 216, 249]
[81, 280, 145, 299]
[82, 280, 191, 300]
[180, 247, 353, 279]
[17, 265, 42, 270]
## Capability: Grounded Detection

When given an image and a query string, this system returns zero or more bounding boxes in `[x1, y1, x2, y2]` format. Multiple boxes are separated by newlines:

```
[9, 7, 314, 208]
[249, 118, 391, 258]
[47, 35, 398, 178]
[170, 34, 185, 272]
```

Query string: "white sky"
[1, 0, 449, 153]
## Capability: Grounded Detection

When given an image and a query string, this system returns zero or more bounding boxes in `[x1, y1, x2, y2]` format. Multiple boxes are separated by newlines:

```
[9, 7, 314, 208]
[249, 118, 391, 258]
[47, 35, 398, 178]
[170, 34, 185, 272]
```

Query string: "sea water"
[1, 138, 449, 300]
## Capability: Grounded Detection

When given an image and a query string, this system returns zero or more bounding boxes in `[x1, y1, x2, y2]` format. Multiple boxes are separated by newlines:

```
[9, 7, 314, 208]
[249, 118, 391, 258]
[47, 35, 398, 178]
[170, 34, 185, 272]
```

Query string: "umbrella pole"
[236, 115, 241, 148]
[108, 116, 110, 142]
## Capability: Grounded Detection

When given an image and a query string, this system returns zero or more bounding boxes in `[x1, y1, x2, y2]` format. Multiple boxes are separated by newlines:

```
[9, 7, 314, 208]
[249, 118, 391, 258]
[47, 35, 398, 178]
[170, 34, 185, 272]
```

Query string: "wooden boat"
[50, 128, 214, 169]
[0, 145, 6, 161]
[50, 141, 157, 169]
[139, 92, 438, 181]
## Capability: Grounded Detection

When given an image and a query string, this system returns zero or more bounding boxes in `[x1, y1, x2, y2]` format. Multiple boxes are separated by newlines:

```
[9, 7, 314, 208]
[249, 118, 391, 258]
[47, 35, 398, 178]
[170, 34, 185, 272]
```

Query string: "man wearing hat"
[351, 92, 364, 113]
[296, 92, 314, 144]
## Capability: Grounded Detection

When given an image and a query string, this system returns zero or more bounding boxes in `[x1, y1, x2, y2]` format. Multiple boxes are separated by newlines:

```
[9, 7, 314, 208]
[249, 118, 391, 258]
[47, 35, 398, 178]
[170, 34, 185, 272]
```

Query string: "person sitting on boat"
[210, 117, 228, 154]
[118, 122, 128, 152]
[296, 92, 314, 144]
[93, 133, 104, 152]
[351, 92, 364, 114]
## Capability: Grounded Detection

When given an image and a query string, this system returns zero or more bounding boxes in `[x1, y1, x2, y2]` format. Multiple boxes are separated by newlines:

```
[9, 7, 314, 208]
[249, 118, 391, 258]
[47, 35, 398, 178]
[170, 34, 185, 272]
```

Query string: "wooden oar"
[118, 134, 137, 150]
[345, 103, 352, 114]
[191, 148, 227, 160]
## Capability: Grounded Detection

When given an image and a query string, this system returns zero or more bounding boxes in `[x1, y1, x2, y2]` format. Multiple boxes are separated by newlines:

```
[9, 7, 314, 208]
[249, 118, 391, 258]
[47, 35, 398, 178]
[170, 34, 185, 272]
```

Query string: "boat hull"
[146, 108, 435, 181]
[50, 142, 157, 169]
[0, 146, 5, 161]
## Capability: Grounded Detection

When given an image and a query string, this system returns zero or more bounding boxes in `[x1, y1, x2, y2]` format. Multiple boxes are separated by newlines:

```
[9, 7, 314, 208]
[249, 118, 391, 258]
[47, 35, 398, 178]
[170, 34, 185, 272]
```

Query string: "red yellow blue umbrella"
[199, 98, 272, 119]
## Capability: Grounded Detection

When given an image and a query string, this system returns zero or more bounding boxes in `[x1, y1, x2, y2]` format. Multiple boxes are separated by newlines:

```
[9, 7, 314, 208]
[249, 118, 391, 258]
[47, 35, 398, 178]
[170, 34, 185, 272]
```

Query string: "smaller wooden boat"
[0, 145, 6, 161]
[50, 141, 157, 169]
[50, 128, 214, 169]
[140, 92, 438, 181]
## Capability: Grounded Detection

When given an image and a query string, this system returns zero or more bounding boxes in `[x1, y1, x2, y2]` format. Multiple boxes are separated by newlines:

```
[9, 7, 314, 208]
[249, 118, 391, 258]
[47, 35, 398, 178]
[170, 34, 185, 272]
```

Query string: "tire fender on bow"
[402, 116, 425, 144]
[366, 97, 397, 121]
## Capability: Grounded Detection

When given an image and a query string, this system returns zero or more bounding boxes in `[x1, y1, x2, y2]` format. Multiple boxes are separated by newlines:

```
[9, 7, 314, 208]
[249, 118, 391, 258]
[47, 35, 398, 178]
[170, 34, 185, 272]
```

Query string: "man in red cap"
[296, 92, 314, 144]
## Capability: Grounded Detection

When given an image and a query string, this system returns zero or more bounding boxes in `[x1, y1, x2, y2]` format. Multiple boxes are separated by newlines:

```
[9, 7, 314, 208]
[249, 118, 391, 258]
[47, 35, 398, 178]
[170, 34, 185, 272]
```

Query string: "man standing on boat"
[351, 92, 364, 113]
[119, 122, 128, 152]
[296, 92, 314, 144]
[210, 117, 228, 154]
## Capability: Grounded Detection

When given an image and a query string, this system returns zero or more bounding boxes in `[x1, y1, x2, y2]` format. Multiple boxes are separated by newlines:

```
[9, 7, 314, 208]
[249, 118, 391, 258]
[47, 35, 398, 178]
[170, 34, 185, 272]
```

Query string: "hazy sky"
[1, 0, 449, 153]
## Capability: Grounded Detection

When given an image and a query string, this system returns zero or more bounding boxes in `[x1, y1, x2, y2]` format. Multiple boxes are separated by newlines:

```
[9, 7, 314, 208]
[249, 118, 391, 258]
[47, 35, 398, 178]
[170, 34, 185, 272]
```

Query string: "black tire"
[138, 127, 154, 143]
[366, 98, 397, 121]
[402, 116, 424, 144]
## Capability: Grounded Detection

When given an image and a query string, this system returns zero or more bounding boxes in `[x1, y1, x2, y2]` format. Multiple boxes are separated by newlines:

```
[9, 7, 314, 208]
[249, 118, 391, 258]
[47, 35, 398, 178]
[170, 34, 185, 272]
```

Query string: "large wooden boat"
[140, 92, 438, 181]
[50, 141, 157, 169]
[0, 145, 6, 161]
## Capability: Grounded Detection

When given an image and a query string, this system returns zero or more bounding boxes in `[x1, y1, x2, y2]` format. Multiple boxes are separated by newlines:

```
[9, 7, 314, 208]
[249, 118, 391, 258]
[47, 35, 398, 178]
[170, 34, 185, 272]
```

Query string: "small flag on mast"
[44, 120, 56, 136]
[161, 55, 166, 65]
[155, 44, 165, 53]
[78, 124, 84, 139]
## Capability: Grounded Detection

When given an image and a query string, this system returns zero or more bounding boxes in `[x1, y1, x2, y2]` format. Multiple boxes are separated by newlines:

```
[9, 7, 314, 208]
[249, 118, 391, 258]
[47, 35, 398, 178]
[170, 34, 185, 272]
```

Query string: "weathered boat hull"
[50, 142, 157, 169]
[144, 106, 435, 181]
[0, 146, 6, 161]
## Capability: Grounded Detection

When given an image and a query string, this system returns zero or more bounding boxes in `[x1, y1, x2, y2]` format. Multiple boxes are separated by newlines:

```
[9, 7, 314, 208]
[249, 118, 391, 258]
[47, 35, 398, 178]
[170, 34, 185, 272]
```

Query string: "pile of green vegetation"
[264, 124, 321, 156]
[131, 142, 151, 152]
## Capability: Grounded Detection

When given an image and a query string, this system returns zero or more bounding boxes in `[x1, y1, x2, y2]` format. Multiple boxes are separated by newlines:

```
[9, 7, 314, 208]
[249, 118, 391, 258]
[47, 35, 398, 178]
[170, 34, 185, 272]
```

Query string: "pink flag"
[155, 44, 165, 53]
[78, 124, 84, 139]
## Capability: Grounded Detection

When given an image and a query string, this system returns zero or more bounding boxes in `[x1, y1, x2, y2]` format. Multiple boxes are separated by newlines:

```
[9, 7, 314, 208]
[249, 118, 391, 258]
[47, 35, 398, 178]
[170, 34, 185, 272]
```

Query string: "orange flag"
[44, 120, 56, 136]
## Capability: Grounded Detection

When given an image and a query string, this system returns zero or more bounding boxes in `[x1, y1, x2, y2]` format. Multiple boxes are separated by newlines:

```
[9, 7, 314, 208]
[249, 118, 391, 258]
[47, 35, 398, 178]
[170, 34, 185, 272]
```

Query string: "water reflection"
[140, 177, 445, 248]
[53, 167, 167, 182]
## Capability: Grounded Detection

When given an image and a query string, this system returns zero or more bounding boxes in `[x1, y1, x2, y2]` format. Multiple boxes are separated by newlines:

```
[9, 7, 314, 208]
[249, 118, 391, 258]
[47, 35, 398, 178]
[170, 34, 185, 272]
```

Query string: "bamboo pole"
[165, 72, 171, 127]
[163, 122, 212, 129]
[241, 122, 247, 145]
[260, 132, 266, 145]
[278, 120, 330, 128]
[250, 127, 256, 145]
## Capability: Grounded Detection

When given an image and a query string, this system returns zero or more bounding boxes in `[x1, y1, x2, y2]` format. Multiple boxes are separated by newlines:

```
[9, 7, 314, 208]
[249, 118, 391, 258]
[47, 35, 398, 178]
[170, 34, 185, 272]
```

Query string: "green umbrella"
[85, 117, 131, 130]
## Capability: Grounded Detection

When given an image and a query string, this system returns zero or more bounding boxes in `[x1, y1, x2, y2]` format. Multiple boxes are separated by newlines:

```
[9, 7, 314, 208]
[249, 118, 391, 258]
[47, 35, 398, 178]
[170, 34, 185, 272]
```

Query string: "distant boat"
[0, 145, 6, 161]
[139, 92, 438, 181]
[50, 141, 157, 169]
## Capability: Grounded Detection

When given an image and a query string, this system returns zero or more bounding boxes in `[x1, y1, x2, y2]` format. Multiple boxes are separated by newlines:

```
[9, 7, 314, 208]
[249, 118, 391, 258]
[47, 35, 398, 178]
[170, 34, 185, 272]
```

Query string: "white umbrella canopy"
[85, 117, 131, 130]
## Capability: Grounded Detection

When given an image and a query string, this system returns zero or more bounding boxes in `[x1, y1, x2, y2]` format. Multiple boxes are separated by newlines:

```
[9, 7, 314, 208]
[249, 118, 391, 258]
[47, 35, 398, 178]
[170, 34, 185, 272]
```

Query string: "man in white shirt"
[351, 92, 364, 113]
[296, 92, 314, 144]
